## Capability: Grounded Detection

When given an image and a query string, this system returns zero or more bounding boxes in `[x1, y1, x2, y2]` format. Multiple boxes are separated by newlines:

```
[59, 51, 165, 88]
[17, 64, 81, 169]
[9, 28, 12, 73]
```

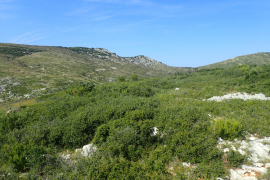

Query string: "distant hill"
[0, 43, 189, 103]
[199, 52, 270, 69]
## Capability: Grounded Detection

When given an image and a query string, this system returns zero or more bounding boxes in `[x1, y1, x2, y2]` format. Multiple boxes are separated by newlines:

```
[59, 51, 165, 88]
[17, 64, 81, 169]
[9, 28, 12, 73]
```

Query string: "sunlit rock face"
[81, 144, 97, 157]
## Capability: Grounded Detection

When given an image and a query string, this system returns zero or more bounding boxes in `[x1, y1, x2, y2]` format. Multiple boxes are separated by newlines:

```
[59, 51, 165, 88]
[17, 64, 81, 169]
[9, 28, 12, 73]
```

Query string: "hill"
[0, 43, 190, 103]
[199, 52, 270, 69]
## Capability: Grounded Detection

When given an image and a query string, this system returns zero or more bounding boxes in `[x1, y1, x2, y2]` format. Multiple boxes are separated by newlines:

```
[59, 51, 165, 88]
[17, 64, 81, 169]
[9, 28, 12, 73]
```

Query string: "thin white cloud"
[186, 22, 215, 32]
[93, 15, 112, 21]
[0, 12, 15, 19]
[61, 26, 82, 33]
[162, 5, 184, 11]
[65, 8, 93, 16]
[217, 1, 259, 8]
[102, 16, 165, 33]
[74, 35, 91, 40]
[9, 31, 47, 44]
[136, 17, 164, 24]
[0, 4, 17, 10]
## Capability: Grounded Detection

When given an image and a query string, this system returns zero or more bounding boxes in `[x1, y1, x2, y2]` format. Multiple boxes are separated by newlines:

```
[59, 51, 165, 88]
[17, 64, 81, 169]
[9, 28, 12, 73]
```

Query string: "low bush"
[227, 150, 246, 168]
[212, 119, 244, 140]
[93, 124, 110, 146]
[1, 65, 270, 179]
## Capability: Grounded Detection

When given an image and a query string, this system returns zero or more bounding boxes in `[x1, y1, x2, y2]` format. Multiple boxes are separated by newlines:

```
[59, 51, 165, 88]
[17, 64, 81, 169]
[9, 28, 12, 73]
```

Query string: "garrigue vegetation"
[1, 64, 270, 179]
[0, 43, 184, 103]
[200, 52, 270, 69]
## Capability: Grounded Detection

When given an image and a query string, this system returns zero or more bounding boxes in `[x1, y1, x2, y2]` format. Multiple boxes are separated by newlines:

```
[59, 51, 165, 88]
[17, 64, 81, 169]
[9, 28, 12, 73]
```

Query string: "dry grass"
[0, 98, 36, 111]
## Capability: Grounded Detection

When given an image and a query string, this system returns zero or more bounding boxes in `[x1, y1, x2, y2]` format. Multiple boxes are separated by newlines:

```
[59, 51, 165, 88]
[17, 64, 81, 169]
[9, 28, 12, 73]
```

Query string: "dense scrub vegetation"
[66, 47, 109, 57]
[1, 65, 270, 179]
[0, 44, 43, 59]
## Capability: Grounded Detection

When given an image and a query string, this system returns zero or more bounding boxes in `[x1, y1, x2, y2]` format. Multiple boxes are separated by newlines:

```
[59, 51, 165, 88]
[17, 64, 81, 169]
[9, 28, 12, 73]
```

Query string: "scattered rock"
[217, 134, 270, 179]
[95, 69, 106, 72]
[61, 154, 71, 161]
[253, 163, 265, 167]
[182, 162, 191, 167]
[150, 127, 158, 136]
[13, 82, 20, 86]
[223, 148, 230, 153]
[216, 177, 224, 180]
[207, 92, 270, 102]
[249, 136, 258, 141]
[265, 163, 270, 168]
[230, 168, 258, 180]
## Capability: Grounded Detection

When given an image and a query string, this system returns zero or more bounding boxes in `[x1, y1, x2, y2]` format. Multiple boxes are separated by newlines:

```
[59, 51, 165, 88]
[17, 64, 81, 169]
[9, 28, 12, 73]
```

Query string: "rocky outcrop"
[80, 144, 97, 157]
[122, 55, 164, 69]
[206, 92, 270, 102]
[92, 48, 168, 69]
[217, 135, 270, 180]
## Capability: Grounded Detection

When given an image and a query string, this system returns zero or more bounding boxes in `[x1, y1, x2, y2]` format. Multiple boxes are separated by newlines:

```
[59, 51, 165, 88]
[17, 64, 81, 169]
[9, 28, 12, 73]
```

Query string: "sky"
[0, 0, 270, 67]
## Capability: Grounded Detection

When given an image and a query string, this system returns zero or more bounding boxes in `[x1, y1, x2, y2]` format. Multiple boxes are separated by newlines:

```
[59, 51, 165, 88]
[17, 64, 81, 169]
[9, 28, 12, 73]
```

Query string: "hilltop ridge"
[199, 52, 270, 69]
[67, 46, 169, 70]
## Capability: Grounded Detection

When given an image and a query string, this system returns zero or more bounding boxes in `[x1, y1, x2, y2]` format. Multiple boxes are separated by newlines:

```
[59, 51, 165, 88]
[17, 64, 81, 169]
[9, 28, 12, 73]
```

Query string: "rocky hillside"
[90, 48, 166, 68]
[123, 55, 164, 69]
[199, 52, 270, 69]
[0, 43, 186, 103]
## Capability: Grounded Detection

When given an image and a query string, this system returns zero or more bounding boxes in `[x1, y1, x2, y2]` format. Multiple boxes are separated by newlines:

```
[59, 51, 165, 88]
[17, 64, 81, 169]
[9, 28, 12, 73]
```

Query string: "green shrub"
[3, 142, 29, 172]
[125, 110, 151, 121]
[26, 145, 47, 174]
[66, 81, 95, 96]
[227, 150, 246, 168]
[213, 119, 243, 140]
[2, 64, 270, 178]
[126, 83, 155, 97]
[131, 74, 139, 81]
[118, 76, 126, 82]
[20, 105, 27, 109]
[93, 124, 110, 146]
[193, 160, 227, 179]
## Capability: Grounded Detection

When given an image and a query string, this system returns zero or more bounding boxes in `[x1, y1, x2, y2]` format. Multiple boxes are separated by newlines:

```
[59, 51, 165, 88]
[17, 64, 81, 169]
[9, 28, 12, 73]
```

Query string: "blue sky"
[1, 0, 270, 67]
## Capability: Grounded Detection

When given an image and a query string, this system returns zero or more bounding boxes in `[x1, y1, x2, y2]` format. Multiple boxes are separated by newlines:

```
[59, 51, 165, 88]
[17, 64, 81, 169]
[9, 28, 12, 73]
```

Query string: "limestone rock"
[81, 144, 97, 157]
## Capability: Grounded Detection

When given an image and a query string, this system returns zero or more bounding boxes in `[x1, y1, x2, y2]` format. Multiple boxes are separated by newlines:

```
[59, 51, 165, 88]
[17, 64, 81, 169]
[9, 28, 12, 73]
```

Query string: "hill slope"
[199, 52, 270, 69]
[0, 43, 186, 103]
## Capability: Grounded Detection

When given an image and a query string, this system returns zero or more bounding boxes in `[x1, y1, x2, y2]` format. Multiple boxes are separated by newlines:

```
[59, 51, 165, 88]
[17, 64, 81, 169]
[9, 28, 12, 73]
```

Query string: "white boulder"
[150, 127, 158, 136]
[81, 144, 97, 157]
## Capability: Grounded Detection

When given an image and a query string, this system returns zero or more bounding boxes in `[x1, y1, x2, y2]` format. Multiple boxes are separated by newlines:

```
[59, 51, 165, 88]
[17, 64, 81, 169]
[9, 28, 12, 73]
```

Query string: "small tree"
[118, 76, 126, 82]
[131, 74, 138, 81]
